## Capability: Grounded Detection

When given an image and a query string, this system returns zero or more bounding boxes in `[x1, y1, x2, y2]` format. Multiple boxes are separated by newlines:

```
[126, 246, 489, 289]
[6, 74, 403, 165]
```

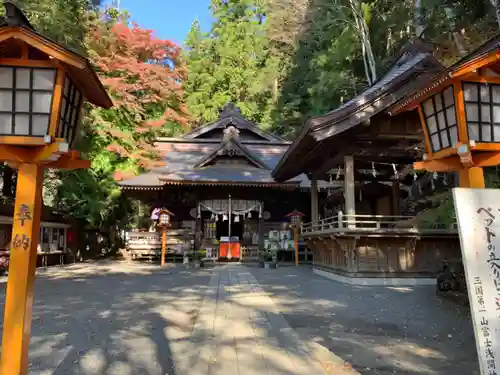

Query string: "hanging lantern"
[223, 213, 228, 221]
[247, 212, 252, 219]
[210, 213, 215, 221]
[215, 215, 219, 222]
[234, 214, 240, 223]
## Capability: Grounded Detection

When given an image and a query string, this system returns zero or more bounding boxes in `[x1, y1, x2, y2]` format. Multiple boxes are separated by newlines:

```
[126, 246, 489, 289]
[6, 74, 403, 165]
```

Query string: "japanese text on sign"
[454, 189, 500, 375]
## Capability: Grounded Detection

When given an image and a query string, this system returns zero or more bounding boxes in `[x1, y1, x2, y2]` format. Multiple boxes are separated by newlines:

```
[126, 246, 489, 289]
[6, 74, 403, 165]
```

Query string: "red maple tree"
[86, 11, 190, 180]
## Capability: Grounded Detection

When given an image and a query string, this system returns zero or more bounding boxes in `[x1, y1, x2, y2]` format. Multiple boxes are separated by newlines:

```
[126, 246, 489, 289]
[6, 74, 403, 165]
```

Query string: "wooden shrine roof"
[119, 103, 333, 190]
[272, 39, 444, 182]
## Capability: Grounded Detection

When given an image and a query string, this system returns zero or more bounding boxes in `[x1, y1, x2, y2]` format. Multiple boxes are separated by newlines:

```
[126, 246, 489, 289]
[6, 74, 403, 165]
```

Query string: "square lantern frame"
[462, 81, 500, 143]
[0, 66, 86, 147]
[0, 66, 56, 138]
[158, 209, 174, 227]
[421, 86, 458, 153]
[0, 65, 84, 148]
[418, 80, 500, 159]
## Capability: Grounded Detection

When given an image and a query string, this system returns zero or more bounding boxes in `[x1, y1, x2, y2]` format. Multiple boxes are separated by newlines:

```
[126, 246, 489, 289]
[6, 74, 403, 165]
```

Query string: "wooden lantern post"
[0, 4, 112, 375]
[389, 40, 500, 187]
[285, 210, 305, 266]
[158, 208, 173, 266]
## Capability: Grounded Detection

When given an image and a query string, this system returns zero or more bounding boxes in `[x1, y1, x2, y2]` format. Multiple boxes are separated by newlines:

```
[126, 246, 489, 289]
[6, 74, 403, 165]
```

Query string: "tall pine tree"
[184, 0, 274, 127]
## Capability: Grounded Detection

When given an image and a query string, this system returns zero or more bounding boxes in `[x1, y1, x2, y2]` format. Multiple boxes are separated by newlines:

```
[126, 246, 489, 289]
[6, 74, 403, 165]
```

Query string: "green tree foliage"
[184, 0, 274, 127]
[264, 0, 500, 135]
[12, 0, 97, 52]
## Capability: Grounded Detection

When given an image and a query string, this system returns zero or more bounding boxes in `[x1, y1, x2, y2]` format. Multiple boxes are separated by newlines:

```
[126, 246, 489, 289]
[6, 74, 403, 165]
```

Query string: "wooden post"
[391, 180, 400, 215]
[160, 226, 167, 266]
[310, 176, 319, 225]
[294, 225, 299, 266]
[344, 155, 356, 228]
[459, 167, 485, 188]
[0, 163, 43, 375]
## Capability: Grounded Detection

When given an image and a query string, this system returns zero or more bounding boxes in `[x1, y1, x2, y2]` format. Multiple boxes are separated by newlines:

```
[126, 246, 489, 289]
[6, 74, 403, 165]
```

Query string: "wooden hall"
[272, 40, 461, 285]
[119, 103, 325, 262]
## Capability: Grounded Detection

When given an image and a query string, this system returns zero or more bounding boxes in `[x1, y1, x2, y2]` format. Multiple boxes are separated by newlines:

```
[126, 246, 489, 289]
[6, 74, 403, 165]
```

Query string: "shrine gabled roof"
[119, 102, 312, 188]
[118, 141, 294, 188]
[272, 38, 444, 182]
[181, 102, 288, 142]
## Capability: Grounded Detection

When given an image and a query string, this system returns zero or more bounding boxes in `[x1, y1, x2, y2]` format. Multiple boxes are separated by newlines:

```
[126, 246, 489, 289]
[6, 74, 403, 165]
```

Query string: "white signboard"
[453, 188, 500, 375]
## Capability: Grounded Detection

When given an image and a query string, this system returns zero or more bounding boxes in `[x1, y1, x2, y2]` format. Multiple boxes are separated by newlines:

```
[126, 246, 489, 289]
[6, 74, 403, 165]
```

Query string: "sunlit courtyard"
[0, 262, 478, 375]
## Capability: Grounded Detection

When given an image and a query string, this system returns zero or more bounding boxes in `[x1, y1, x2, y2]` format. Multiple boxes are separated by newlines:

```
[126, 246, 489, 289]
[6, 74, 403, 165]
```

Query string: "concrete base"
[313, 268, 436, 286]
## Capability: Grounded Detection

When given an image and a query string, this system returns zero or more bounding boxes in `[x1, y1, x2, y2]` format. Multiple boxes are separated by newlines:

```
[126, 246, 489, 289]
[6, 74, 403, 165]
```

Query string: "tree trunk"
[348, 0, 377, 85]
[490, 0, 500, 29]
[414, 0, 424, 36]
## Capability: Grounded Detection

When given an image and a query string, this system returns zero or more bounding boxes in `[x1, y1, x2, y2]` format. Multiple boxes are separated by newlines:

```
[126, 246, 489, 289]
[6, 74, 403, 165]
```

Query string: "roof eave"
[271, 127, 316, 182]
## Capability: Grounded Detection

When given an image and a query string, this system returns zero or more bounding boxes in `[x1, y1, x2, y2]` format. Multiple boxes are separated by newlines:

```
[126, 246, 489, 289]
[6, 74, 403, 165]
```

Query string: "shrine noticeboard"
[453, 188, 500, 375]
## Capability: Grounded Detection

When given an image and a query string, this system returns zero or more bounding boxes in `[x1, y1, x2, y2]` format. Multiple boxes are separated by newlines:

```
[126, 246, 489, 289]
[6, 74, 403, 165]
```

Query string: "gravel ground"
[0, 261, 212, 375]
[249, 265, 479, 375]
[0, 262, 480, 375]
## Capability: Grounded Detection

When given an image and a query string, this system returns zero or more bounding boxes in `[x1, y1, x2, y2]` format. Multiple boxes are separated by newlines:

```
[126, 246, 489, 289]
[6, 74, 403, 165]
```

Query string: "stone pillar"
[344, 156, 356, 228]
[311, 176, 319, 225]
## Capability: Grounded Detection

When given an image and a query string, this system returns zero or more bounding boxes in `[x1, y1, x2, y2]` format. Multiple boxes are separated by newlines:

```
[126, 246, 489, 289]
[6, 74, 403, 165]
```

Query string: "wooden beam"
[471, 143, 500, 152]
[0, 59, 55, 67]
[0, 28, 86, 69]
[459, 72, 500, 85]
[415, 151, 500, 172]
[48, 69, 65, 137]
[0, 145, 34, 163]
[451, 51, 500, 79]
[44, 157, 90, 170]
[0, 136, 47, 146]
[312, 151, 347, 179]
[474, 151, 500, 167]
[417, 105, 432, 155]
[414, 157, 462, 172]
[453, 80, 468, 144]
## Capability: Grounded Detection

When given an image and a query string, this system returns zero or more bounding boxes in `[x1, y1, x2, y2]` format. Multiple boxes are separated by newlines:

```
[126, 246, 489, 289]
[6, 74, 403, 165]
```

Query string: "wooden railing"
[301, 214, 457, 235]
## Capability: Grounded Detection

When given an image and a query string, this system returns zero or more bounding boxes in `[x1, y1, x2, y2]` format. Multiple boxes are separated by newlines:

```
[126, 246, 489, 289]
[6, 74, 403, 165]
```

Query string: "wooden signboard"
[453, 188, 500, 375]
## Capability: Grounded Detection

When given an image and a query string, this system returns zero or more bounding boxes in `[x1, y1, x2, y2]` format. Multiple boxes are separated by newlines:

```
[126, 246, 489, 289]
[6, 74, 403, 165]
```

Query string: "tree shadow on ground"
[247, 266, 479, 375]
[0, 261, 348, 375]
